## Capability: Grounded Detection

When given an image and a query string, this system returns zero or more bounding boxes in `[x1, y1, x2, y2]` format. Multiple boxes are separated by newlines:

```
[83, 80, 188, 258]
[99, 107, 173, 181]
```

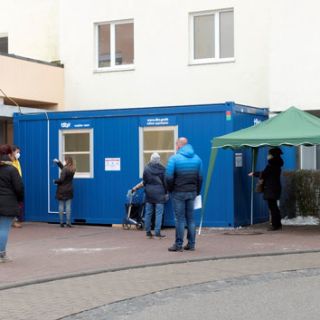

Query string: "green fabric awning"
[199, 107, 320, 233]
[213, 106, 320, 149]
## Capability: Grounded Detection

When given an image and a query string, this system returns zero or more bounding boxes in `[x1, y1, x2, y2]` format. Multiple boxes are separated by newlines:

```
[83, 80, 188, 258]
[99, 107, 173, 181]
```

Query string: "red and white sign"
[105, 158, 121, 171]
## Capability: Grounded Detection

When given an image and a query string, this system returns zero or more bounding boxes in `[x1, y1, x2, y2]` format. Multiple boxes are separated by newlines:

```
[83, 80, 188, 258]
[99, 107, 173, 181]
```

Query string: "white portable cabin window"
[0, 34, 8, 54]
[60, 129, 94, 178]
[190, 9, 234, 64]
[300, 145, 320, 170]
[95, 20, 134, 71]
[139, 126, 178, 177]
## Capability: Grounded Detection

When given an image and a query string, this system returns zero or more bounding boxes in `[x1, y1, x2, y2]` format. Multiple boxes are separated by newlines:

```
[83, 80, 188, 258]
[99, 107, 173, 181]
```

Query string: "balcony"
[0, 53, 64, 113]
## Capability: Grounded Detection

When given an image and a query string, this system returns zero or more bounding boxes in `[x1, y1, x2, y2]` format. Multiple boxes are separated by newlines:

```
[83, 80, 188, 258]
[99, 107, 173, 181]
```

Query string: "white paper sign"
[105, 158, 121, 171]
[194, 195, 202, 210]
[235, 153, 243, 167]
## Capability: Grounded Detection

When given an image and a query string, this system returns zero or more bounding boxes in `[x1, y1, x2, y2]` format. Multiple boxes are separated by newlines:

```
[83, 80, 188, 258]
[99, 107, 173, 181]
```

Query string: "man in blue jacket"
[166, 137, 203, 251]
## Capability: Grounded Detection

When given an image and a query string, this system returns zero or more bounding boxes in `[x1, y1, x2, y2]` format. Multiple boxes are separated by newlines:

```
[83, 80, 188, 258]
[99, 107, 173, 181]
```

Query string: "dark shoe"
[154, 233, 166, 239]
[168, 245, 183, 252]
[60, 223, 65, 228]
[267, 225, 282, 231]
[66, 224, 72, 228]
[183, 244, 195, 251]
[146, 231, 153, 238]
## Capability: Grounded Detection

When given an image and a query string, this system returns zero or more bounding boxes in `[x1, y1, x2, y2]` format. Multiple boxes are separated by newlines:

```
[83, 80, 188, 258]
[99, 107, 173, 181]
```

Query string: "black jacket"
[143, 162, 167, 204]
[255, 156, 284, 200]
[54, 161, 75, 200]
[0, 157, 24, 217]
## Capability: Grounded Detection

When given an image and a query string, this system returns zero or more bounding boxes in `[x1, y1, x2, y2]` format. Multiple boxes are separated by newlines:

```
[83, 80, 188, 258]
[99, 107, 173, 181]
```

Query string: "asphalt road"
[63, 267, 320, 320]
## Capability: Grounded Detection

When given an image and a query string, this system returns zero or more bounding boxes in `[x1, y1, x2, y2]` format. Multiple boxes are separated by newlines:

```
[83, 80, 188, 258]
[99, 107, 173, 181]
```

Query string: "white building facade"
[1, 0, 320, 167]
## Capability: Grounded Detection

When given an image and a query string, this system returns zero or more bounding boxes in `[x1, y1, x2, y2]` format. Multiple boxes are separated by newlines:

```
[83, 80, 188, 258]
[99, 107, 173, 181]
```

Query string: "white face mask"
[63, 161, 67, 166]
[15, 152, 21, 160]
[267, 154, 273, 160]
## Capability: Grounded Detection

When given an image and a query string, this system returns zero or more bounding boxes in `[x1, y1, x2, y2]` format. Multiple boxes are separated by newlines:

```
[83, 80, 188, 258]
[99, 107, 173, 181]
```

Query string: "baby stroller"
[122, 188, 145, 230]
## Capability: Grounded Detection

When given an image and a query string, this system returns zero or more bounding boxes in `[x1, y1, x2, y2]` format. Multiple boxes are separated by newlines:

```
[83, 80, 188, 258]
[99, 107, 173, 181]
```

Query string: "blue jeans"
[144, 202, 164, 235]
[59, 199, 72, 224]
[0, 216, 14, 256]
[172, 192, 197, 249]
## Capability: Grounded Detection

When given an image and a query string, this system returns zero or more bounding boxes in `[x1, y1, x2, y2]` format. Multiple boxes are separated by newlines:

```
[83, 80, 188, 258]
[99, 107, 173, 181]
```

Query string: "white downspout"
[45, 112, 59, 214]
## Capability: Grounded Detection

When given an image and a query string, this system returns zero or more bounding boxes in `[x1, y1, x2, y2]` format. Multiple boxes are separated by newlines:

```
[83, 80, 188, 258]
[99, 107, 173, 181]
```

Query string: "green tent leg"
[250, 148, 258, 225]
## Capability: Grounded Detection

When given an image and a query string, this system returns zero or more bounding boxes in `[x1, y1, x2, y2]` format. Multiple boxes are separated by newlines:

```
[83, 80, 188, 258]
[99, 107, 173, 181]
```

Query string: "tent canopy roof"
[213, 107, 320, 149]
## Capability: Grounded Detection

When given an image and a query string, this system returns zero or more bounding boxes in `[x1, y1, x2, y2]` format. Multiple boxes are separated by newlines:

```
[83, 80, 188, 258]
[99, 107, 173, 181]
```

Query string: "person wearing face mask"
[0, 144, 24, 262]
[11, 145, 23, 228]
[249, 147, 284, 231]
[53, 157, 76, 227]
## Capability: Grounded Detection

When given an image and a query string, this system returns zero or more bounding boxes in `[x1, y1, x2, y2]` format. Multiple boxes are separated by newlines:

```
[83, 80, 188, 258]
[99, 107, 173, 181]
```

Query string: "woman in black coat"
[249, 147, 284, 231]
[132, 153, 168, 239]
[53, 156, 76, 227]
[0, 144, 24, 262]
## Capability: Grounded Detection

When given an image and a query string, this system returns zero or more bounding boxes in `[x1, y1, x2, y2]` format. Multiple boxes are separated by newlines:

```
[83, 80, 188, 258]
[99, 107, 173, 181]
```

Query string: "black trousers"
[267, 199, 282, 227]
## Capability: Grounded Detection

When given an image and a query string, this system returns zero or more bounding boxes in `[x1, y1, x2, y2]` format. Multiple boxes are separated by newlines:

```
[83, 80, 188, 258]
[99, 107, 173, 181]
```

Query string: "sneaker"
[146, 231, 153, 238]
[13, 221, 22, 228]
[168, 245, 183, 252]
[183, 244, 195, 251]
[154, 234, 166, 239]
[0, 255, 12, 263]
[66, 224, 72, 228]
[60, 223, 65, 228]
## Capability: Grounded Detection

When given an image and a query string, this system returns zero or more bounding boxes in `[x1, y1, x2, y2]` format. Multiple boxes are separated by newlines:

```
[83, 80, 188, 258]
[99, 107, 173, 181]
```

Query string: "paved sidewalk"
[1, 252, 320, 320]
[1, 222, 320, 288]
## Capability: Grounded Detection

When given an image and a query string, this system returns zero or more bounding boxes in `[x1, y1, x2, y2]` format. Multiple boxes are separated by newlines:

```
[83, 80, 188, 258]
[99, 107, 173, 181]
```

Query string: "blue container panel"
[232, 110, 269, 226]
[14, 119, 49, 222]
[177, 110, 235, 227]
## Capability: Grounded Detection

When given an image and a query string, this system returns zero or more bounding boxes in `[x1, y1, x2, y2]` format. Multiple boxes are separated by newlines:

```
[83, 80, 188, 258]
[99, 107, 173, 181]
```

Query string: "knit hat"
[269, 147, 283, 157]
[150, 152, 161, 163]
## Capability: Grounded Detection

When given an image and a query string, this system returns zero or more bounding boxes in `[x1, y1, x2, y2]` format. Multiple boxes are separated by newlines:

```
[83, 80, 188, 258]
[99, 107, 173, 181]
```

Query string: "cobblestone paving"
[62, 268, 320, 320]
[1, 252, 320, 320]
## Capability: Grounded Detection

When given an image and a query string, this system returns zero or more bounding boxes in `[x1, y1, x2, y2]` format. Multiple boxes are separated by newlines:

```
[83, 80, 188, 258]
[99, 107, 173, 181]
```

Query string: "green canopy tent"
[199, 107, 320, 234]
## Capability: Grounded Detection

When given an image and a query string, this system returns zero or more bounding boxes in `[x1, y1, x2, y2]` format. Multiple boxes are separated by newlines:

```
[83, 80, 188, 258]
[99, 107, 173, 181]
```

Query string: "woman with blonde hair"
[53, 156, 76, 227]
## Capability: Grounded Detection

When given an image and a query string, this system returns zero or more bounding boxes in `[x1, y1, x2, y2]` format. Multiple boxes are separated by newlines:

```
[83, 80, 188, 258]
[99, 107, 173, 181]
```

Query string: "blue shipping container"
[14, 102, 270, 227]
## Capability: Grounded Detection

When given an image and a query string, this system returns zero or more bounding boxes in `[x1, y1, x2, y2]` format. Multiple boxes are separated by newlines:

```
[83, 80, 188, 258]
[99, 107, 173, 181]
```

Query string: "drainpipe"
[45, 112, 60, 214]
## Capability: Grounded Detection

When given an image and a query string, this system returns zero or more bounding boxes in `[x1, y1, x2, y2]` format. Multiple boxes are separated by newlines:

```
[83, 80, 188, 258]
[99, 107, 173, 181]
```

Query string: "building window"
[60, 129, 94, 178]
[139, 126, 178, 176]
[0, 36, 8, 54]
[96, 20, 134, 70]
[300, 146, 320, 170]
[190, 9, 234, 64]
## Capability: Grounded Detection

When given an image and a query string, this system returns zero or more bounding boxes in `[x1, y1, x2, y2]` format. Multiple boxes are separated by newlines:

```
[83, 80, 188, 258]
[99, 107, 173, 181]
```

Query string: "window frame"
[300, 145, 319, 170]
[59, 128, 94, 178]
[189, 8, 235, 65]
[139, 126, 178, 177]
[94, 19, 135, 73]
[0, 33, 8, 54]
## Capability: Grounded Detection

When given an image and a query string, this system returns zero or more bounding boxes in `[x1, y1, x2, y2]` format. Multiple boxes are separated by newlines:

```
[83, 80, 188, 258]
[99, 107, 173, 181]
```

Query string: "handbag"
[255, 179, 264, 193]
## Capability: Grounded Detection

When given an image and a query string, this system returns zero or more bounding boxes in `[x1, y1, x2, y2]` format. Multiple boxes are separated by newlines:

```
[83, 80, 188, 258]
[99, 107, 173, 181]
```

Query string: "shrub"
[281, 170, 320, 218]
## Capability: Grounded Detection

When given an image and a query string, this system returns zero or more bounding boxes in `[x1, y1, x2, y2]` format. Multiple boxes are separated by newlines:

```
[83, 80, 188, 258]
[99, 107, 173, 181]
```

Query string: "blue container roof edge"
[14, 102, 268, 121]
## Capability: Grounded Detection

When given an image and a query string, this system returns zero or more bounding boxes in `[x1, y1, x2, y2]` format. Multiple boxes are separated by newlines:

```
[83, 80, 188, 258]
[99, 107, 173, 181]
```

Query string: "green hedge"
[281, 170, 320, 218]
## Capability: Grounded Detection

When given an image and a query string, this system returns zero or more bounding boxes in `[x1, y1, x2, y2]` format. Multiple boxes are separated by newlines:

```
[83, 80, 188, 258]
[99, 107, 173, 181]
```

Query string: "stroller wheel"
[135, 223, 144, 230]
[122, 223, 132, 230]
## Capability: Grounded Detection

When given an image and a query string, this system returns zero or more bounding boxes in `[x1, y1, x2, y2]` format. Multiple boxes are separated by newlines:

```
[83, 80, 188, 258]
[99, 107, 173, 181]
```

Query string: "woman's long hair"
[0, 144, 13, 161]
[65, 156, 76, 173]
